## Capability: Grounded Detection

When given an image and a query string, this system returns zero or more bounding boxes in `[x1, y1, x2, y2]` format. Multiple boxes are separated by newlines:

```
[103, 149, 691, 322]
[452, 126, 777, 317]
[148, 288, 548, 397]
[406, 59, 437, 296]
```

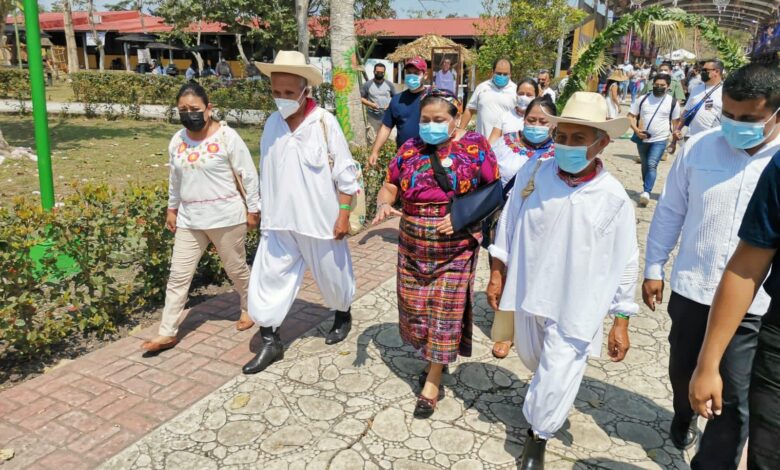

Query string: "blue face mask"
[554, 141, 599, 174]
[493, 74, 509, 88]
[405, 74, 422, 90]
[523, 125, 550, 144]
[721, 110, 779, 150]
[419, 121, 453, 145]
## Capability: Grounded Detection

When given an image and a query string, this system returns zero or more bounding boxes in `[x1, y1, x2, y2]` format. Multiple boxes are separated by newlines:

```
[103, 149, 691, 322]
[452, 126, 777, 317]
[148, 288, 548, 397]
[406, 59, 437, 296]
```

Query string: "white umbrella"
[668, 49, 696, 61]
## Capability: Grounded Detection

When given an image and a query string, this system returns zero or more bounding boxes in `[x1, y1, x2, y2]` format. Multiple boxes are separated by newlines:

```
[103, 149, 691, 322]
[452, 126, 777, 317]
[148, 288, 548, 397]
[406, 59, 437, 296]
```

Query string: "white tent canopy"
[660, 49, 697, 61]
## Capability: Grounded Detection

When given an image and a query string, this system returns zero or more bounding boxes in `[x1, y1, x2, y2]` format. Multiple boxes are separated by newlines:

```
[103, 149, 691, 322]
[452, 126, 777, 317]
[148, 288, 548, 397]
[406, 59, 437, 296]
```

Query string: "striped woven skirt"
[397, 202, 482, 364]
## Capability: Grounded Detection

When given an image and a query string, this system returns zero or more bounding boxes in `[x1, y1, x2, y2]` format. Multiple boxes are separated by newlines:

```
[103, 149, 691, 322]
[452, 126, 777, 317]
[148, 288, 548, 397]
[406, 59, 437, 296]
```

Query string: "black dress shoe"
[413, 393, 438, 419]
[519, 429, 547, 470]
[418, 365, 449, 388]
[669, 415, 698, 449]
[325, 309, 352, 345]
[242, 327, 283, 375]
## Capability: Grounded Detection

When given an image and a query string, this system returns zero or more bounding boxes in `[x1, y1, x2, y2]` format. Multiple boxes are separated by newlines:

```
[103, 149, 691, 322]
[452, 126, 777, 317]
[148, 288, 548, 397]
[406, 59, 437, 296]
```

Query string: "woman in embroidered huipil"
[372, 89, 499, 418]
[141, 83, 260, 354]
[487, 96, 557, 359]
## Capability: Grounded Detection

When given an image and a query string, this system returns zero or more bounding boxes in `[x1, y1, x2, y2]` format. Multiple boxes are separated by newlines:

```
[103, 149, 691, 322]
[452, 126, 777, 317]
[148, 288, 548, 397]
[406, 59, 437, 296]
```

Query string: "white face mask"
[517, 95, 534, 111]
[275, 89, 306, 119]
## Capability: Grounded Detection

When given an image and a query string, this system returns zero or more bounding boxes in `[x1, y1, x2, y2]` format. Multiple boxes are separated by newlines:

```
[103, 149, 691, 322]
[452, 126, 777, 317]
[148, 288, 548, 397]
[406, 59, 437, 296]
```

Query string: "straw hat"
[257, 50, 323, 86]
[607, 69, 629, 82]
[544, 92, 630, 138]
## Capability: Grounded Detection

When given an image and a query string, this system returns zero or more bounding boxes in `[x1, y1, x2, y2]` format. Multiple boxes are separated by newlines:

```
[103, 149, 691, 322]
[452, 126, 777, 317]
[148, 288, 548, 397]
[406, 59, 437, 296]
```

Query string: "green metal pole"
[23, 0, 55, 211]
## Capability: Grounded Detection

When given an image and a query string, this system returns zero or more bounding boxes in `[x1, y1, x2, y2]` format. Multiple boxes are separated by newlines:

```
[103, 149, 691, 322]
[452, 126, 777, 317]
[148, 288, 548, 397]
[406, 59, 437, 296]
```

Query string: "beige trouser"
[159, 224, 250, 337]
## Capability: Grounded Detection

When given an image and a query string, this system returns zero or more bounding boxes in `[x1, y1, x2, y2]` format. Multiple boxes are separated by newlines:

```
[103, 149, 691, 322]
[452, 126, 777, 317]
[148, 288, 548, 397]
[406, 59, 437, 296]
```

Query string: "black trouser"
[748, 306, 780, 469]
[667, 292, 761, 470]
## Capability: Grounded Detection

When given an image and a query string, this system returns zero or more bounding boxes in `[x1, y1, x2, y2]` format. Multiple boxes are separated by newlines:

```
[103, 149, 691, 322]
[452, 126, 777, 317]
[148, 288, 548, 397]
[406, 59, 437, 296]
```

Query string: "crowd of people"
[140, 49, 780, 469]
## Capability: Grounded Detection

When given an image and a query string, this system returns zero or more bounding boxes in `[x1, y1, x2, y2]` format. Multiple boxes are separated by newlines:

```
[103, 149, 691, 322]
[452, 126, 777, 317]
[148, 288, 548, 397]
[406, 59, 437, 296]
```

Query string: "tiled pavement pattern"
[3, 136, 722, 469]
[0, 219, 401, 470]
[99, 138, 702, 470]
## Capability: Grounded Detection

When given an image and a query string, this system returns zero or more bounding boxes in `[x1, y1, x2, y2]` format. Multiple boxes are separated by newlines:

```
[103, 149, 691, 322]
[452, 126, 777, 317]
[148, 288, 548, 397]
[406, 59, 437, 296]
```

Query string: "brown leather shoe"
[141, 338, 179, 353]
[492, 340, 513, 358]
[235, 317, 254, 331]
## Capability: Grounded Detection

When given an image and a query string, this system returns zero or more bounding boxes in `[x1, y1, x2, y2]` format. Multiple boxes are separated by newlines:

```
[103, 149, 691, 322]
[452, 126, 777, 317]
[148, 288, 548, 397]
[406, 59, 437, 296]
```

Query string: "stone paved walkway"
[3, 136, 704, 469]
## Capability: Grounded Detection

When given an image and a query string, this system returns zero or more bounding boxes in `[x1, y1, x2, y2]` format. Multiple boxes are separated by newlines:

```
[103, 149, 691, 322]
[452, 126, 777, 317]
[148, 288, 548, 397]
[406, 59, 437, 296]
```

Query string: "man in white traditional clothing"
[242, 51, 360, 375]
[486, 92, 638, 469]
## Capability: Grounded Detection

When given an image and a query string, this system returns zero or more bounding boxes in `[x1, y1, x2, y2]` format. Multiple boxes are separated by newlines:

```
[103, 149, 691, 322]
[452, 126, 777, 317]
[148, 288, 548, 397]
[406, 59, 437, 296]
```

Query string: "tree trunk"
[87, 0, 105, 71]
[137, 0, 146, 33]
[296, 0, 310, 58]
[63, 0, 80, 74]
[194, 20, 204, 72]
[235, 33, 250, 65]
[330, 0, 367, 147]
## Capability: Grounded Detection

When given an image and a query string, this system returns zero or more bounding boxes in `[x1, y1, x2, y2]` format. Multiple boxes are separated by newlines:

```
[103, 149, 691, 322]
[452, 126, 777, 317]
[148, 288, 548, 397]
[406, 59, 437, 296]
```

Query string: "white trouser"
[159, 225, 249, 337]
[516, 313, 592, 440]
[248, 230, 355, 328]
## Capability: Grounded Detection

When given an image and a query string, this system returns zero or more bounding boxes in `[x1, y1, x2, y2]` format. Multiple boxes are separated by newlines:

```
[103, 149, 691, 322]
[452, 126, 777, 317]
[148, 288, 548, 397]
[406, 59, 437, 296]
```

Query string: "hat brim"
[256, 62, 323, 87]
[544, 111, 631, 139]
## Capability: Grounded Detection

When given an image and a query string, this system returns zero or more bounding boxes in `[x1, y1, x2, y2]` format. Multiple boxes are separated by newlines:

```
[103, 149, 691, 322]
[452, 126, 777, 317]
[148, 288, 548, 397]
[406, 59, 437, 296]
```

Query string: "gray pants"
[366, 113, 384, 143]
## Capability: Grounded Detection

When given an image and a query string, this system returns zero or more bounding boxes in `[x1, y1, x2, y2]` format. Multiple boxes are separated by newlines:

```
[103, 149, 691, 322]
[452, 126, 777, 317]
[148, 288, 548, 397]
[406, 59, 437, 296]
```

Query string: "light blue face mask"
[721, 109, 779, 150]
[419, 121, 453, 145]
[523, 125, 550, 144]
[554, 140, 600, 174]
[493, 74, 509, 88]
[405, 74, 422, 90]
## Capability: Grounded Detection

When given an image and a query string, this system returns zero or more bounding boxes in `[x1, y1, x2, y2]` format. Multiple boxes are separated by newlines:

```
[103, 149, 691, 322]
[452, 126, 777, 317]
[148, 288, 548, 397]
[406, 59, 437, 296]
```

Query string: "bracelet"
[339, 204, 352, 211]
[614, 313, 630, 320]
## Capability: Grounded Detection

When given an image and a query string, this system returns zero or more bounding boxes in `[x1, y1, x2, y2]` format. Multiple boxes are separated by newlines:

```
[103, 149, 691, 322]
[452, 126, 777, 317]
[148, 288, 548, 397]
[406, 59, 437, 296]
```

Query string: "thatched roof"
[386, 34, 476, 63]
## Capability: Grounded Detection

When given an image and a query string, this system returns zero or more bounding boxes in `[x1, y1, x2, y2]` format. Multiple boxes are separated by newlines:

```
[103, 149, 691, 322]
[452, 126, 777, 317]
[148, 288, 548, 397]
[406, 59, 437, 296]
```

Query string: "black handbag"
[428, 152, 505, 233]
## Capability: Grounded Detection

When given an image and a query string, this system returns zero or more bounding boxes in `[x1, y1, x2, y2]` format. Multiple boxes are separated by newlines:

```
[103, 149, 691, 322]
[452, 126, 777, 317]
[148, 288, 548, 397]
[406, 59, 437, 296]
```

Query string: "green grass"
[0, 115, 262, 204]
[45, 80, 75, 103]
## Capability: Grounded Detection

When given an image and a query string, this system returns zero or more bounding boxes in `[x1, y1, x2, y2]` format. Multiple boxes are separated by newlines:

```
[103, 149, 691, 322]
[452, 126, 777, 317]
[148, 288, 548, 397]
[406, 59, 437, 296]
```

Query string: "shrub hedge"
[0, 68, 31, 101]
[0, 141, 398, 361]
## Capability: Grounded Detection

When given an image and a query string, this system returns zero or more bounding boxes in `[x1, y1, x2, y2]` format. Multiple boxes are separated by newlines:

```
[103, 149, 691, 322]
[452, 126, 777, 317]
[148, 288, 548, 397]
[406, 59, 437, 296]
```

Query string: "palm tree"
[295, 0, 309, 59]
[330, 0, 367, 147]
[62, 0, 80, 74]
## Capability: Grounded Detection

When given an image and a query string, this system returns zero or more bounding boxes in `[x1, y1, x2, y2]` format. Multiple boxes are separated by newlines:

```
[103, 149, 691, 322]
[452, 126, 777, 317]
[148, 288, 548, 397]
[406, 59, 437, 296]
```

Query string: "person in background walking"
[487, 78, 540, 144]
[689, 62, 780, 470]
[628, 73, 681, 207]
[368, 57, 428, 166]
[361, 63, 396, 142]
[460, 58, 517, 137]
[669, 59, 725, 154]
[642, 62, 685, 103]
[372, 89, 499, 419]
[557, 69, 572, 95]
[644, 63, 780, 466]
[605, 70, 628, 120]
[241, 51, 359, 375]
[537, 69, 556, 103]
[142, 83, 259, 354]
[619, 60, 635, 102]
[433, 58, 457, 94]
[487, 92, 637, 469]
[185, 60, 198, 81]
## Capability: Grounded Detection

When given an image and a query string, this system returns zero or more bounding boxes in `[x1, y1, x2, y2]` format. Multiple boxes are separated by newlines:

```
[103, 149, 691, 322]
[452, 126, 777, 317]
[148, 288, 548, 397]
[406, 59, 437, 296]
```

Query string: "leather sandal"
[235, 313, 254, 331]
[492, 340, 513, 359]
[413, 393, 438, 419]
[141, 338, 178, 353]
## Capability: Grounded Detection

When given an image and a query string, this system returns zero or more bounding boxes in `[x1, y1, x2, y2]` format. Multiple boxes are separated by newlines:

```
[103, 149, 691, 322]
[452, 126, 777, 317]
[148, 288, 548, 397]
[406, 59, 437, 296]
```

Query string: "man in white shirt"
[643, 63, 780, 466]
[537, 70, 556, 103]
[243, 51, 360, 375]
[670, 59, 724, 153]
[628, 73, 682, 207]
[487, 92, 637, 470]
[459, 58, 517, 136]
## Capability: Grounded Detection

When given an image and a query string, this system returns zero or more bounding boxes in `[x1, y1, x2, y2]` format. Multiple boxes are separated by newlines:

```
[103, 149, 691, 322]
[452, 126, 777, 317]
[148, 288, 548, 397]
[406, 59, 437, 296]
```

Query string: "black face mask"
[653, 86, 666, 97]
[700, 71, 711, 82]
[374, 73, 385, 80]
[180, 111, 207, 132]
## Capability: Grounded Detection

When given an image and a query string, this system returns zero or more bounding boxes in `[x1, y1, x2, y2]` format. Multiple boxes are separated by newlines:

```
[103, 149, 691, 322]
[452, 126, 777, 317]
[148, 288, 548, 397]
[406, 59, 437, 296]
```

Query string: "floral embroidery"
[207, 143, 220, 154]
[187, 152, 200, 163]
[503, 132, 555, 160]
[177, 142, 188, 154]
[459, 179, 471, 193]
[403, 149, 416, 158]
[466, 144, 479, 155]
[400, 178, 410, 191]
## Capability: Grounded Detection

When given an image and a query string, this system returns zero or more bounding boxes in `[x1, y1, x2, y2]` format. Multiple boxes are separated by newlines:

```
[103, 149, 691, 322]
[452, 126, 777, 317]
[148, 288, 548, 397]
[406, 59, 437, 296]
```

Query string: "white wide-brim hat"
[257, 50, 323, 87]
[544, 92, 630, 138]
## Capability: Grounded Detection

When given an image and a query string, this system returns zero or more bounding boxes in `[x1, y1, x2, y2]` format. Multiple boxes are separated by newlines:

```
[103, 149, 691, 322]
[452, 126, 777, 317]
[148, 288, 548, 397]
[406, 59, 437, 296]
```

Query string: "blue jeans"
[636, 140, 666, 194]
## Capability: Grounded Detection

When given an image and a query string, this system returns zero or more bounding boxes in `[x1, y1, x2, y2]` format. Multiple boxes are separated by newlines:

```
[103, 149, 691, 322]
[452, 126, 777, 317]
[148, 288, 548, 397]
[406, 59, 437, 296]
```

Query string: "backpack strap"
[319, 112, 335, 171]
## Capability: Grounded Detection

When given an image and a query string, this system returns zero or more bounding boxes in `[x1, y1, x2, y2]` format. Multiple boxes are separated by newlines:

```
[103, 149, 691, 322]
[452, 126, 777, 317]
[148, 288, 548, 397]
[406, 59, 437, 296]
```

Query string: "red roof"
[9, 11, 490, 38]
